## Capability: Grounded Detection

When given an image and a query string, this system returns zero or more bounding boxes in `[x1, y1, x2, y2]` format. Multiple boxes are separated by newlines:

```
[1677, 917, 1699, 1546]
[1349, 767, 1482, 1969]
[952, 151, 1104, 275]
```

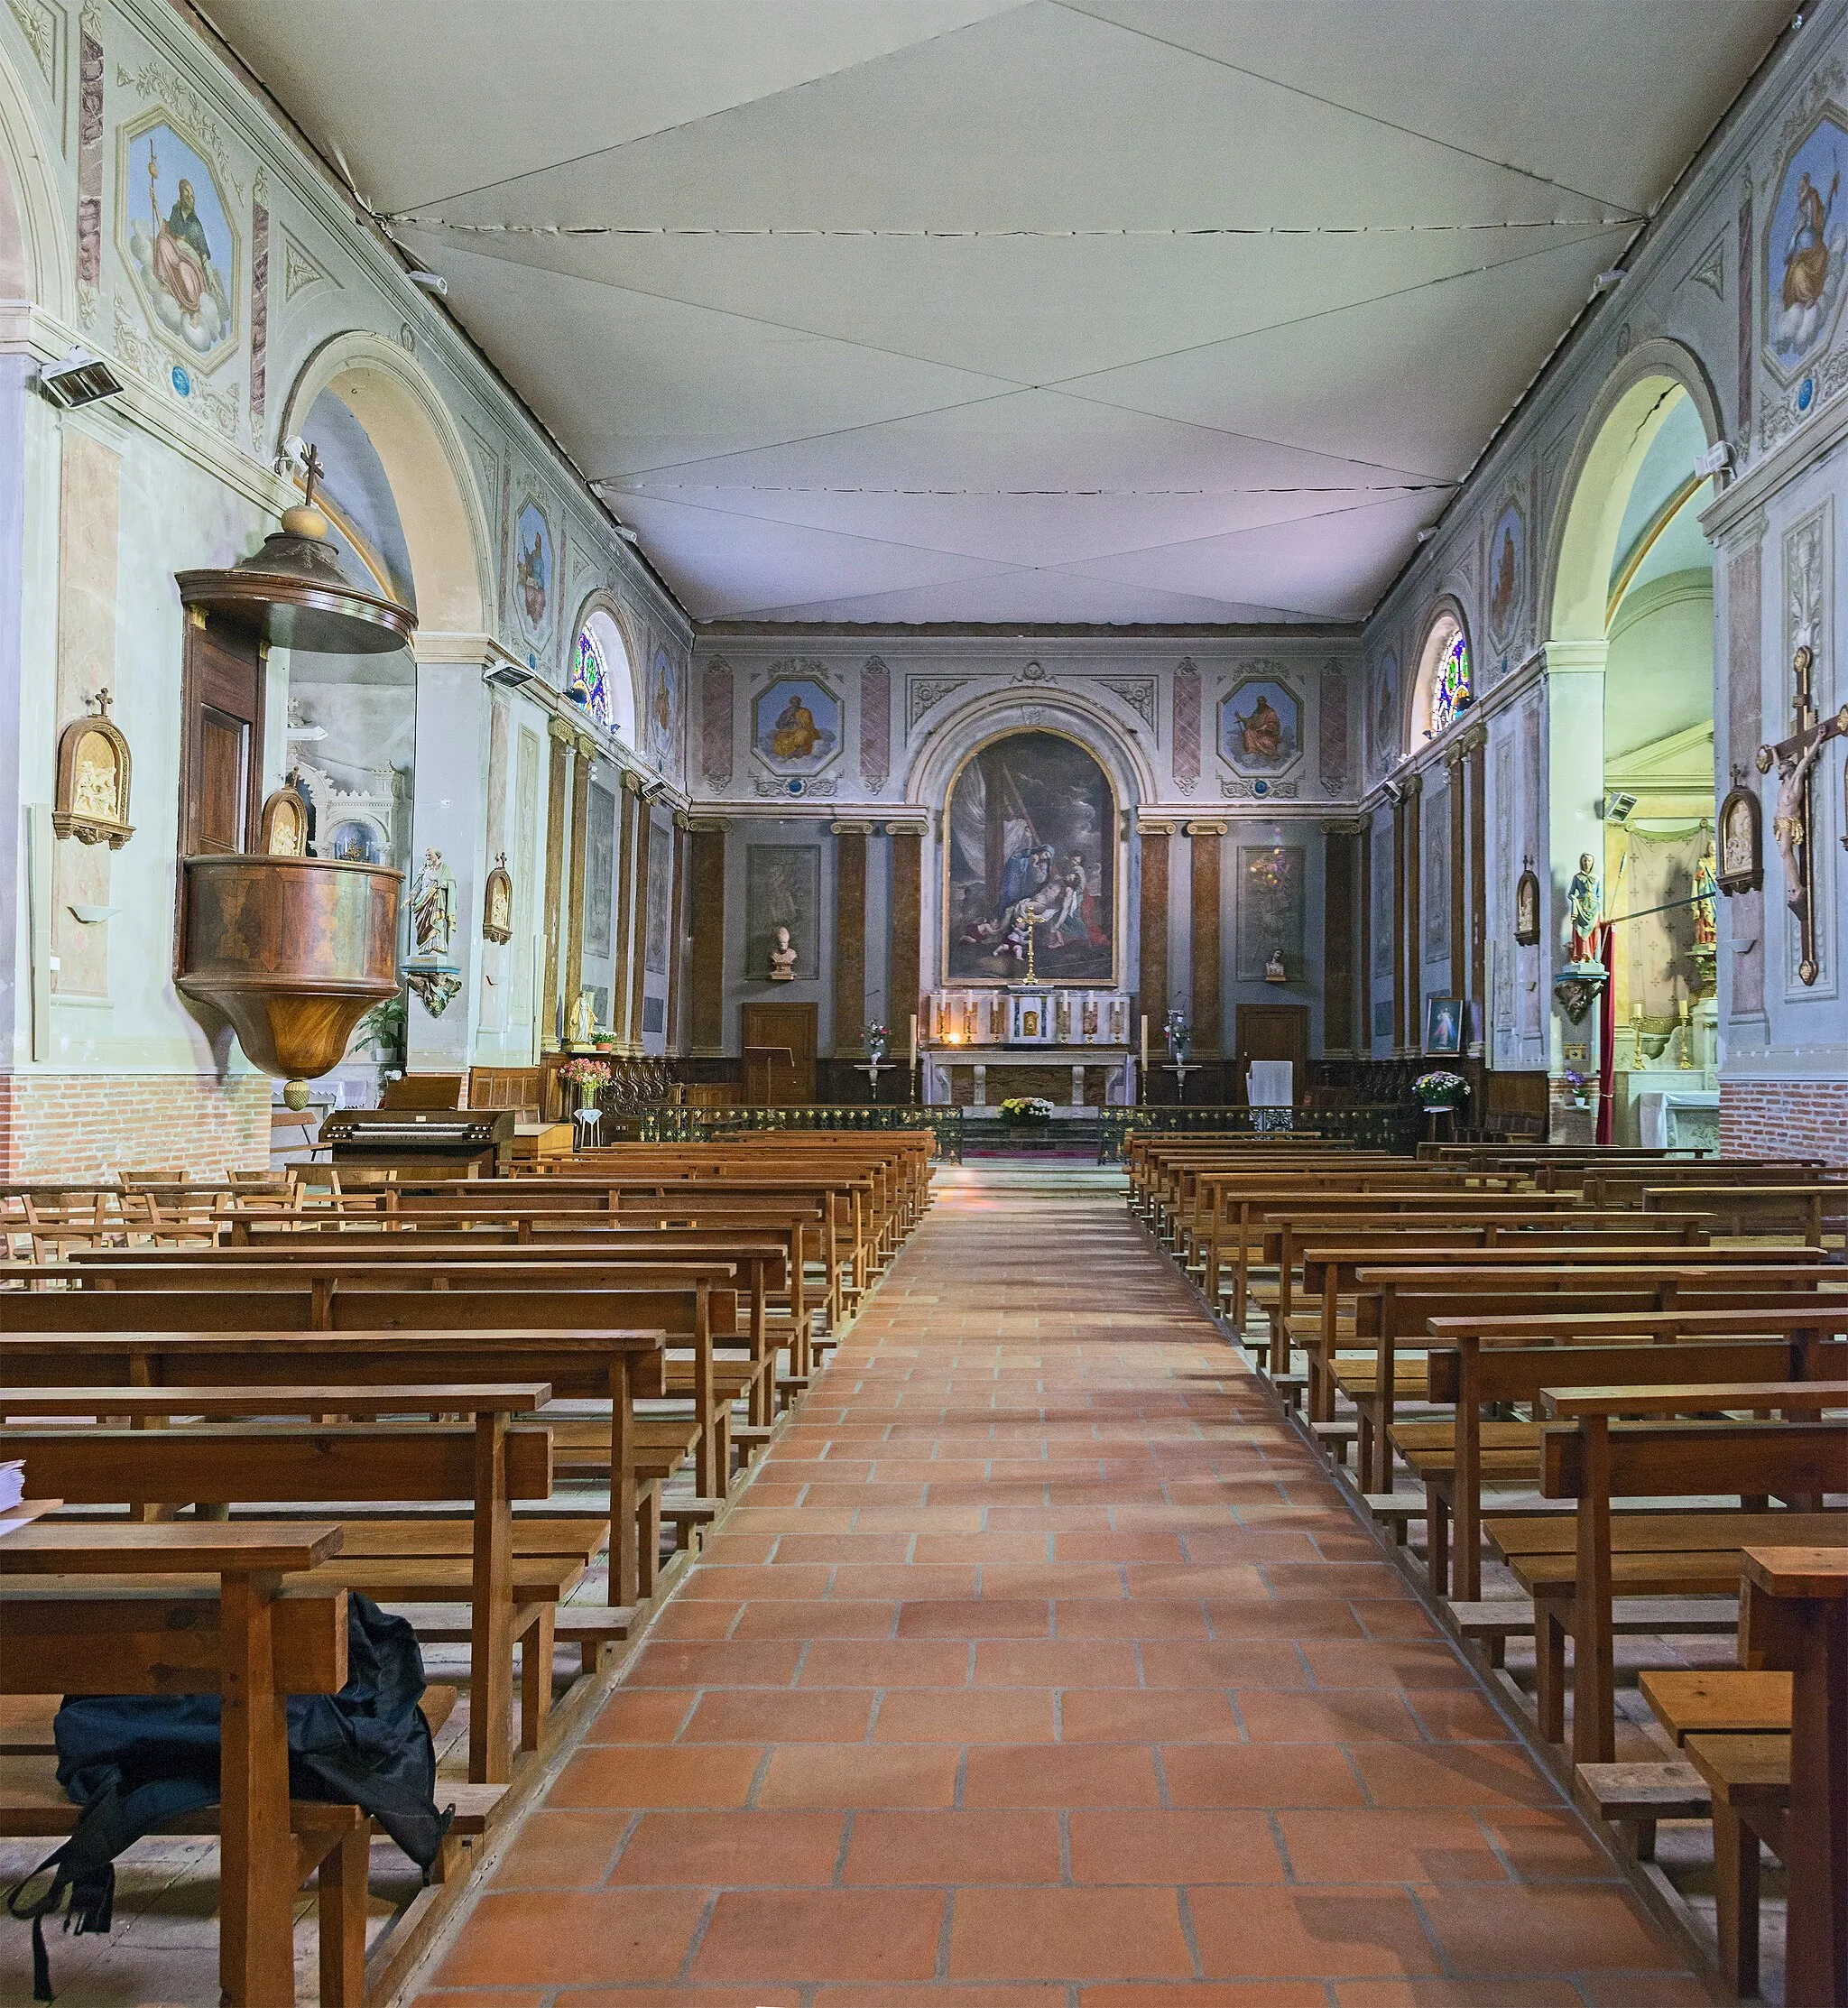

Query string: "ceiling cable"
[387, 217, 1638, 241]
[596, 480, 1458, 497]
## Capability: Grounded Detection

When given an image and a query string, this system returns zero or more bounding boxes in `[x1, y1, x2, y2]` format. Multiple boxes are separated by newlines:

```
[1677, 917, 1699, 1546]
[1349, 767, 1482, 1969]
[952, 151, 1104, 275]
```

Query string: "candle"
[1141, 1013, 1150, 1069]
[1631, 1001, 1642, 1025]
[909, 1013, 918, 1068]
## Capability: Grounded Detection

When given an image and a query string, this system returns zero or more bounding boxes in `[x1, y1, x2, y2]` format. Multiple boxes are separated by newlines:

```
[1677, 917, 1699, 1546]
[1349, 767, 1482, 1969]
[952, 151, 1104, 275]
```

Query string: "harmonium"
[319, 1107, 517, 1179]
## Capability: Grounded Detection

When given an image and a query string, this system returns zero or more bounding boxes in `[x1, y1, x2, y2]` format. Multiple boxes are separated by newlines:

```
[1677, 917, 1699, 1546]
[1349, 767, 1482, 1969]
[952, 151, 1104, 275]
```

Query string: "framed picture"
[1513, 857, 1541, 945]
[257, 785, 309, 856]
[1715, 774, 1763, 895]
[482, 853, 513, 945]
[1424, 995, 1464, 1055]
[53, 699, 134, 848]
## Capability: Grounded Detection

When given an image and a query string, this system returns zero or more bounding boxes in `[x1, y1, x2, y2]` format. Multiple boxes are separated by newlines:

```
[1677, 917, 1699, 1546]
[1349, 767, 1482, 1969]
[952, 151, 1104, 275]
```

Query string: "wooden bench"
[4, 1395, 559, 1783]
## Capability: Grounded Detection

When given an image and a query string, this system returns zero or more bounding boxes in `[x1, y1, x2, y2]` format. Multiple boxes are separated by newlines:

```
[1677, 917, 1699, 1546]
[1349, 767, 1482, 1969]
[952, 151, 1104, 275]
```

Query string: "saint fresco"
[1488, 499, 1525, 649]
[513, 501, 552, 635]
[946, 730, 1114, 984]
[123, 119, 236, 366]
[1768, 115, 1848, 376]
[752, 672, 840, 776]
[1366, 650, 1400, 780]
[651, 647, 683, 779]
[1218, 676, 1300, 775]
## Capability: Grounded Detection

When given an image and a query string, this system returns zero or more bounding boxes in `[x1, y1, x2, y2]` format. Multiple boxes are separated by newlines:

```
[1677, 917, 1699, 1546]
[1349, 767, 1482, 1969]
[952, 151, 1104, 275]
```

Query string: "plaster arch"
[280, 332, 491, 635]
[0, 35, 72, 318]
[568, 590, 641, 746]
[1544, 338, 1723, 645]
[903, 685, 1154, 814]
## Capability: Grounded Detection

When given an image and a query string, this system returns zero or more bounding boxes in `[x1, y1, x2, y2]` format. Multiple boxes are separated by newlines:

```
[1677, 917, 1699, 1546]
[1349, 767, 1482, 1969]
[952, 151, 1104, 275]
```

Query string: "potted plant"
[559, 1055, 613, 1113]
[997, 1095, 1056, 1126]
[1413, 1069, 1468, 1115]
[1563, 1068, 1594, 1113]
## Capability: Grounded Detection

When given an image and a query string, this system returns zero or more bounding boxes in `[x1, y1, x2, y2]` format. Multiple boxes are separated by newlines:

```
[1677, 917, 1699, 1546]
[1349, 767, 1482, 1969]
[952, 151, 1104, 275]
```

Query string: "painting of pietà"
[946, 731, 1114, 984]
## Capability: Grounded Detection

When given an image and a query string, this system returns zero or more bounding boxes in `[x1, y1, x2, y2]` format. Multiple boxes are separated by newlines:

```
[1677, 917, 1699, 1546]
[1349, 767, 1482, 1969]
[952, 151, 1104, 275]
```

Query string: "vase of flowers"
[1413, 1069, 1468, 1114]
[1162, 1011, 1193, 1064]
[997, 1095, 1055, 1126]
[559, 1055, 612, 1111]
[865, 1021, 891, 1062]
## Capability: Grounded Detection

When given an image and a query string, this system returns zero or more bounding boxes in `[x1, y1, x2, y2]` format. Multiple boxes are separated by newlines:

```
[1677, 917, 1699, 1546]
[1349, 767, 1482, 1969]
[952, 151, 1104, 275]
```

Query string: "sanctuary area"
[0, 5, 1846, 2008]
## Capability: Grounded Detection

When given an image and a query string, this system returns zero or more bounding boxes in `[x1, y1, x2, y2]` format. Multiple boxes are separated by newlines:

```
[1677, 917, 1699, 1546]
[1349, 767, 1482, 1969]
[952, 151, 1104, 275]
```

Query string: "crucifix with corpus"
[1754, 642, 1848, 985]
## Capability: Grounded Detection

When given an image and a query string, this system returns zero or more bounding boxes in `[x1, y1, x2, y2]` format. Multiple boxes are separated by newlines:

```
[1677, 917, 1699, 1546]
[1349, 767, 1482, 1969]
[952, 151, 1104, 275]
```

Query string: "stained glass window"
[1431, 628, 1471, 734]
[576, 628, 612, 730]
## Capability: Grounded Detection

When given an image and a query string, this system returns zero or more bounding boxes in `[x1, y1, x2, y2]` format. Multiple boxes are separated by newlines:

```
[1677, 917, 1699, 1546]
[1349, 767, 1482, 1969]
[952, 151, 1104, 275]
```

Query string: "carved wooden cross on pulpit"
[1755, 643, 1848, 985]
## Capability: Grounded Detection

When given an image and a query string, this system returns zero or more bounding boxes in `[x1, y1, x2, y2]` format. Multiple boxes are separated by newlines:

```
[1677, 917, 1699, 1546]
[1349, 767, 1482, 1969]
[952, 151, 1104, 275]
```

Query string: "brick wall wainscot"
[1720, 1078, 1848, 1159]
[0, 1072, 272, 1180]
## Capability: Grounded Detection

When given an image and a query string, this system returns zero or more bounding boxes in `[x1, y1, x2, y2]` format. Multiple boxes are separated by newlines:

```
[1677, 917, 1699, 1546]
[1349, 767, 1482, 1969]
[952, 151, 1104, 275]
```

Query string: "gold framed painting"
[53, 705, 134, 847]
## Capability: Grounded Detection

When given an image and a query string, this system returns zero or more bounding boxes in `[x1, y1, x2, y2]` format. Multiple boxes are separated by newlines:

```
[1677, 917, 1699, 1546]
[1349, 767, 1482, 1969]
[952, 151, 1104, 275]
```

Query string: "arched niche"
[0, 38, 72, 318]
[568, 594, 640, 746]
[904, 689, 1146, 995]
[279, 333, 491, 635]
[1409, 597, 1474, 746]
[1544, 338, 1723, 646]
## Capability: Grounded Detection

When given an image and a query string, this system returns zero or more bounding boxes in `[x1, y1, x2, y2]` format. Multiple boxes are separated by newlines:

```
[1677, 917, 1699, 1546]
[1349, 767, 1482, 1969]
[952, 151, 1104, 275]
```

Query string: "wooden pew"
[0, 1327, 665, 1608]
[1513, 1381, 1848, 1766]
[1414, 1306, 1848, 1596]
[0, 1521, 346, 2008]
[3, 1386, 557, 1784]
[1338, 1255, 1834, 1491]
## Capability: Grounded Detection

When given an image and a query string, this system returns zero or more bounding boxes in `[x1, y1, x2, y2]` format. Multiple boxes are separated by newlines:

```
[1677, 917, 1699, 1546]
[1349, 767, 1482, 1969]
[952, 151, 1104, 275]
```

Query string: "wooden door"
[180, 619, 265, 857]
[740, 1002, 818, 1104]
[1234, 1004, 1309, 1106]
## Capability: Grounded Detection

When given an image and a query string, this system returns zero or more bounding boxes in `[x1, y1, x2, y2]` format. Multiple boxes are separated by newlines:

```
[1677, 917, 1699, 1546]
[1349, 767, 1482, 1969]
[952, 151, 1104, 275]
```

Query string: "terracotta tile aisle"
[420, 1172, 1707, 2008]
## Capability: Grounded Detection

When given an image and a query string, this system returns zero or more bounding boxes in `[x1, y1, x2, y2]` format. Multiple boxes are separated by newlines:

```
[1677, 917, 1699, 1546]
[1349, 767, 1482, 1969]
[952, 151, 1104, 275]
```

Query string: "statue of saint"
[1693, 838, 1718, 948]
[1772, 733, 1825, 912]
[1567, 852, 1602, 966]
[768, 924, 797, 982]
[566, 989, 596, 1047]
[411, 848, 456, 960]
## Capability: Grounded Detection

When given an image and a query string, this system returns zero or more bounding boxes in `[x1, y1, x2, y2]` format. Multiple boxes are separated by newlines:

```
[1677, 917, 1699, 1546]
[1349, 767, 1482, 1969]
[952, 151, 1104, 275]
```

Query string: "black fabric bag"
[5, 1593, 451, 2001]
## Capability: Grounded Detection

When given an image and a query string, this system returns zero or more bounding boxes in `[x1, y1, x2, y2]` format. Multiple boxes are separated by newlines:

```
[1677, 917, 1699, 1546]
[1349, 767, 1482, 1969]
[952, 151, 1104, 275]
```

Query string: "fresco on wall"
[1372, 831, 1392, 977]
[121, 116, 236, 370]
[1423, 788, 1451, 963]
[1218, 675, 1300, 776]
[1366, 649, 1400, 780]
[1767, 111, 1848, 379]
[753, 671, 841, 777]
[1235, 845, 1305, 983]
[746, 845, 820, 981]
[1487, 498, 1526, 652]
[644, 819, 671, 975]
[513, 499, 553, 640]
[649, 646, 683, 779]
[585, 780, 616, 959]
[946, 730, 1114, 985]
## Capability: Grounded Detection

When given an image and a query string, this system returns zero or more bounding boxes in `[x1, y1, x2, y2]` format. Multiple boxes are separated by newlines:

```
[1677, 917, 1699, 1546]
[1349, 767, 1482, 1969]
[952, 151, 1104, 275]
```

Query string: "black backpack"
[6, 1594, 451, 2001]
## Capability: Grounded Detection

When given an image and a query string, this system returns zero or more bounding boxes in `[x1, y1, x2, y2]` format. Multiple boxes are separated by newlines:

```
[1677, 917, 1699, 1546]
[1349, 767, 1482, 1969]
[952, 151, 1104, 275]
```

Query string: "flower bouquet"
[559, 1055, 613, 1110]
[1413, 1069, 1468, 1112]
[864, 1021, 892, 1061]
[997, 1096, 1056, 1124]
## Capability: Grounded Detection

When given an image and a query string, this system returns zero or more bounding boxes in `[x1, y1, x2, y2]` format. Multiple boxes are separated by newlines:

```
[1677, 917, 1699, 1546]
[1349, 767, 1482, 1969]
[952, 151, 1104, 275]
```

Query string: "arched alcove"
[280, 333, 491, 635]
[0, 41, 73, 317]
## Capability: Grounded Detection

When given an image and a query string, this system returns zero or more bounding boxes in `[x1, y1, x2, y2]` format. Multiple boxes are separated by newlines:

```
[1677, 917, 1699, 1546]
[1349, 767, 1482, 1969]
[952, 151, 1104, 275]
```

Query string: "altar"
[921, 987, 1137, 1108]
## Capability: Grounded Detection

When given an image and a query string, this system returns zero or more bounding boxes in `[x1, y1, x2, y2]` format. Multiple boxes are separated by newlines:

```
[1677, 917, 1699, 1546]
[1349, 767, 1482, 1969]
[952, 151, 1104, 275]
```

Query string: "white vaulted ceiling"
[207, 0, 1788, 625]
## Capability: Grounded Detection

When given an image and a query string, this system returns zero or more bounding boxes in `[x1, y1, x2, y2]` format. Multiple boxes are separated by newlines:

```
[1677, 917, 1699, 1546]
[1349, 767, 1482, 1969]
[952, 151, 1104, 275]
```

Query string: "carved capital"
[1136, 819, 1178, 837]
[1185, 820, 1229, 837]
[829, 819, 877, 835]
[1320, 817, 1366, 836]
[546, 717, 577, 746]
[620, 768, 645, 794]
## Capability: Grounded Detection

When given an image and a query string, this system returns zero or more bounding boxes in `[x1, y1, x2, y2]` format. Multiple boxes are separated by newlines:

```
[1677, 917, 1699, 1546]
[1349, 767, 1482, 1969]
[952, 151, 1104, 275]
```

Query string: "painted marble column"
[887, 822, 924, 1035]
[561, 728, 595, 1036]
[832, 821, 872, 1059]
[541, 720, 571, 1049]
[1465, 723, 1489, 1051]
[666, 813, 688, 1052]
[1187, 821, 1226, 1056]
[407, 645, 493, 1071]
[1358, 819, 1373, 1052]
[612, 771, 642, 1050]
[688, 820, 727, 1055]
[1321, 819, 1363, 1056]
[1446, 740, 1468, 1004]
[624, 790, 652, 1055]
[1391, 793, 1407, 1052]
[1544, 641, 1607, 1062]
[1136, 819, 1173, 1041]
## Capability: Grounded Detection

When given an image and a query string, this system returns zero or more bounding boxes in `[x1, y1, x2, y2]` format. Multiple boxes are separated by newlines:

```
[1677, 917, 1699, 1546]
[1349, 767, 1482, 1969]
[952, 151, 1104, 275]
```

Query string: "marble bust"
[769, 924, 797, 982]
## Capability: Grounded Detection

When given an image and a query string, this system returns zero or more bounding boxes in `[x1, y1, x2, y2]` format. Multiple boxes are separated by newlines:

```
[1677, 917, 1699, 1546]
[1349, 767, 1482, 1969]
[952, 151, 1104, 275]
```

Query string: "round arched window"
[568, 608, 635, 744]
[1414, 611, 1473, 742]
